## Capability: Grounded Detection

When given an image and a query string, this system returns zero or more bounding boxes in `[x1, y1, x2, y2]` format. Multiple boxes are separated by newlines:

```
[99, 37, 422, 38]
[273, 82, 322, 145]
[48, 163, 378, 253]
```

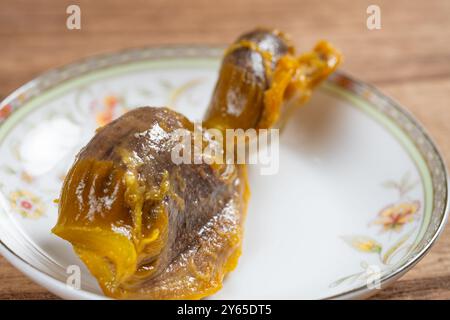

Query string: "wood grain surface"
[0, 0, 449, 300]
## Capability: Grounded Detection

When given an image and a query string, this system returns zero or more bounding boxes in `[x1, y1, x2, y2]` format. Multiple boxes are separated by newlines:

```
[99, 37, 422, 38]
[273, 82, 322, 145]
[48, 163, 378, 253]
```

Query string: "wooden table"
[1, 0, 449, 300]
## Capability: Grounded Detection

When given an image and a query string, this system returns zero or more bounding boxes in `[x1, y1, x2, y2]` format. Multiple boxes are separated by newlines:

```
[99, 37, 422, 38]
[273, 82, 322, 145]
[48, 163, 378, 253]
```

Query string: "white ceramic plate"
[0, 46, 448, 300]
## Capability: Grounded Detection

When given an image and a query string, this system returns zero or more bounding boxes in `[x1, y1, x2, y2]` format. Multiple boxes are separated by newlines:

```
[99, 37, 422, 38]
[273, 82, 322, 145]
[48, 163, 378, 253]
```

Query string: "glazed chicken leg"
[52, 28, 341, 299]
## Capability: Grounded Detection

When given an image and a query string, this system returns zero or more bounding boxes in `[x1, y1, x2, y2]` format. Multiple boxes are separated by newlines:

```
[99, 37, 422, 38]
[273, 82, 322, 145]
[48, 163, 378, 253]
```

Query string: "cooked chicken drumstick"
[52, 28, 341, 299]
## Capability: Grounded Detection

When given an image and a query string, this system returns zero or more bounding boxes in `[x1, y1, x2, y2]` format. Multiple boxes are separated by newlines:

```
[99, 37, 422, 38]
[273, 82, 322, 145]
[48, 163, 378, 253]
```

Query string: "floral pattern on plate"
[331, 172, 421, 288]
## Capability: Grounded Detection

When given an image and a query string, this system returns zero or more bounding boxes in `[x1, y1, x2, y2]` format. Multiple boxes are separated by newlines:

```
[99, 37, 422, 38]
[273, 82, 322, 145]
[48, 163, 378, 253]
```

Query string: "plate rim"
[0, 44, 448, 300]
[323, 72, 449, 299]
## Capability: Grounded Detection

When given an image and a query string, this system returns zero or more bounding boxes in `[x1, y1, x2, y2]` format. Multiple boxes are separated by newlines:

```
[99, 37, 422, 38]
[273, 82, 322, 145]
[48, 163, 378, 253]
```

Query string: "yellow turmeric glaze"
[261, 40, 342, 129]
[204, 36, 341, 131]
[52, 157, 169, 296]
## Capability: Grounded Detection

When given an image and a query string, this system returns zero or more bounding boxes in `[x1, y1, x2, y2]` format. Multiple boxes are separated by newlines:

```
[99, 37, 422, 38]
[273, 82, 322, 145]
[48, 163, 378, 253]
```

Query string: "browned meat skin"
[54, 107, 248, 299]
[204, 28, 293, 130]
[81, 108, 237, 271]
